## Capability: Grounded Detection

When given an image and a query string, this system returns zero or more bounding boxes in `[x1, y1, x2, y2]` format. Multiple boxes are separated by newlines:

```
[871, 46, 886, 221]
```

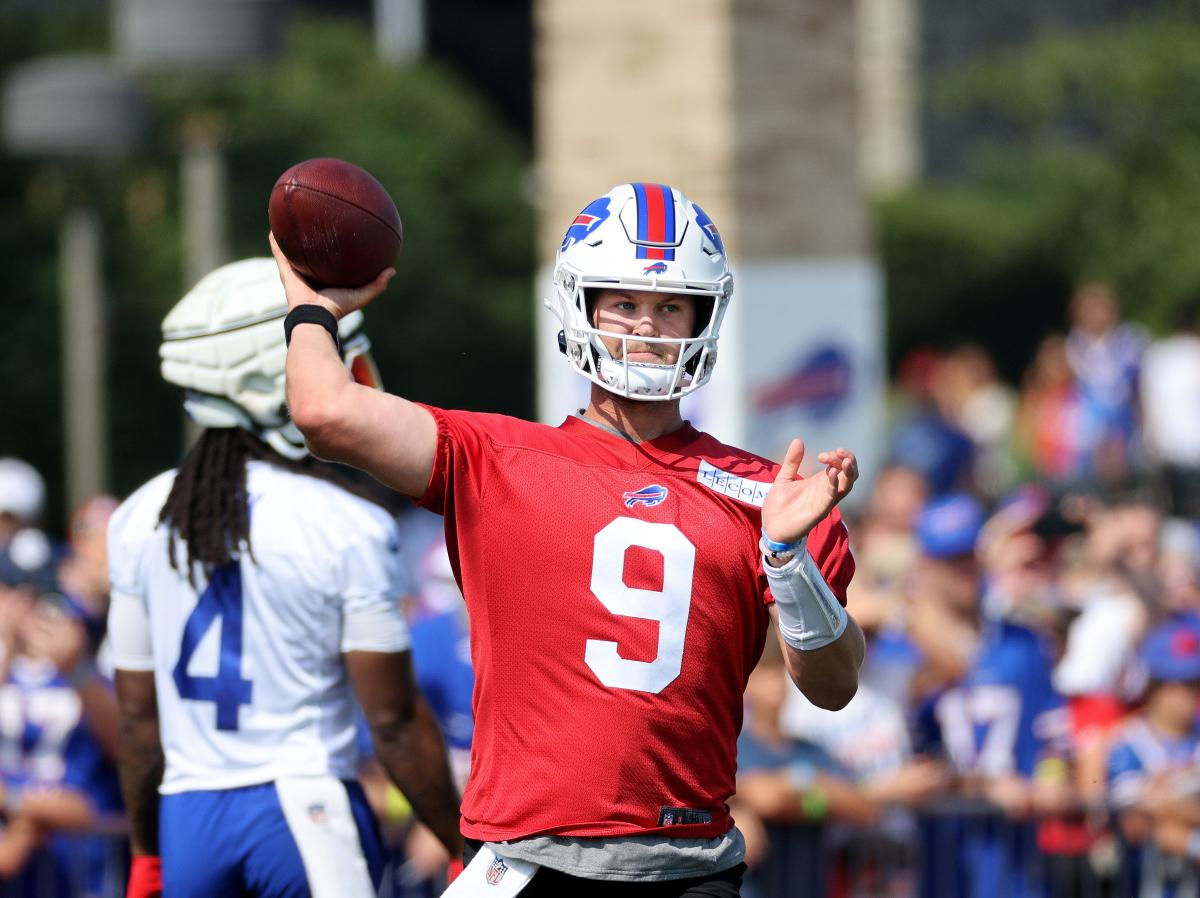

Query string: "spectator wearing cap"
[0, 532, 58, 685]
[0, 458, 56, 681]
[907, 490, 1071, 898]
[1107, 617, 1200, 897]
[0, 459, 45, 548]
[905, 493, 987, 699]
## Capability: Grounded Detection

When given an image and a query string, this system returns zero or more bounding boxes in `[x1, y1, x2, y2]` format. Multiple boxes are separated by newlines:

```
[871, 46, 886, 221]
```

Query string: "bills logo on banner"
[754, 345, 852, 421]
[486, 857, 508, 885]
[623, 484, 669, 508]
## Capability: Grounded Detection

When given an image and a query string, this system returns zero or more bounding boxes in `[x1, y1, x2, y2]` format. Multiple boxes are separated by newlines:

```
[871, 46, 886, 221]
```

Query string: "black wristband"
[284, 305, 340, 353]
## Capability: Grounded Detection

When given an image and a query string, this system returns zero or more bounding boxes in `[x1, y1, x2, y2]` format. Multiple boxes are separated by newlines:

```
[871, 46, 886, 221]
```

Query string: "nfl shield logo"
[486, 857, 508, 885]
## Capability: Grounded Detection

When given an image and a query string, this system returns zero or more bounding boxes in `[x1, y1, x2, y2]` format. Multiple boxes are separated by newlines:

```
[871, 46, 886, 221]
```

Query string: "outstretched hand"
[268, 232, 394, 319]
[761, 439, 858, 545]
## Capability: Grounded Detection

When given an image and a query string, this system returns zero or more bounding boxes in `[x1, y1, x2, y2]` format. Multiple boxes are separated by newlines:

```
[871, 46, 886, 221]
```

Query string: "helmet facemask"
[552, 275, 729, 401]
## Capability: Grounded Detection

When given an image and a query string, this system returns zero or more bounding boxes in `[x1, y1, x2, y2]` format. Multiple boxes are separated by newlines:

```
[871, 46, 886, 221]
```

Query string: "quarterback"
[276, 183, 865, 896]
[106, 259, 462, 898]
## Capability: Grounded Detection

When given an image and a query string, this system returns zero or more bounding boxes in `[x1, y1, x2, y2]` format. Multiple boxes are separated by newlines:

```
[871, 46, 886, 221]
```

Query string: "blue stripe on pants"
[160, 780, 383, 898]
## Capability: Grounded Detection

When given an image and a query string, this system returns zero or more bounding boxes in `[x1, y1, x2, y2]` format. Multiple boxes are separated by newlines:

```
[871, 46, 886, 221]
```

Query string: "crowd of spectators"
[2, 278, 1198, 897]
[0, 455, 470, 898]
[738, 282, 1200, 897]
[0, 459, 124, 898]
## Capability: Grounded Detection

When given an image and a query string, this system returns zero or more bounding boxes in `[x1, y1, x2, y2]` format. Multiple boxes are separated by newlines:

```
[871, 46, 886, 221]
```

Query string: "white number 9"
[584, 517, 696, 694]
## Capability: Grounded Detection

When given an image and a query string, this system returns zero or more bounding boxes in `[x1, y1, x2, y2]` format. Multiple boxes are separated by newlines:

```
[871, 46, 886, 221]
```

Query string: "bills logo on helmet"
[643, 261, 668, 275]
[560, 197, 612, 253]
[623, 484, 669, 508]
[486, 857, 508, 885]
[692, 203, 725, 255]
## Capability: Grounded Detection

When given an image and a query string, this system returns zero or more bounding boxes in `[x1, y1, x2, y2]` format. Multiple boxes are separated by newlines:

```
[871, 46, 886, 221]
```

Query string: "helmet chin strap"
[182, 393, 309, 460]
[597, 357, 692, 398]
[264, 424, 309, 460]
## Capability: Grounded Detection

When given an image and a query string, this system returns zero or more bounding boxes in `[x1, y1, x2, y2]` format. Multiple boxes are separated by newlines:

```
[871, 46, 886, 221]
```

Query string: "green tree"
[1, 13, 533, 527]
[880, 7, 1200, 378]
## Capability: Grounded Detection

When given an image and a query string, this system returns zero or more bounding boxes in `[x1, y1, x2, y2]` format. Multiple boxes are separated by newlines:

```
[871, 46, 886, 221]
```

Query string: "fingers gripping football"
[269, 232, 394, 320]
[761, 439, 859, 546]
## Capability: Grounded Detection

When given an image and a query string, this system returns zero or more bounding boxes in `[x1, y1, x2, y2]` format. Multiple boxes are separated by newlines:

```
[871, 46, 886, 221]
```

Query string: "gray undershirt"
[571, 411, 643, 444]
[485, 827, 746, 882]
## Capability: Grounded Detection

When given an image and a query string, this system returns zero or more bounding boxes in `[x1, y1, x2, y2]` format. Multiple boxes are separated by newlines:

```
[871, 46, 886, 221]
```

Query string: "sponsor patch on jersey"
[643, 261, 669, 275]
[623, 484, 669, 508]
[486, 857, 509, 885]
[697, 460, 771, 507]
[658, 806, 713, 827]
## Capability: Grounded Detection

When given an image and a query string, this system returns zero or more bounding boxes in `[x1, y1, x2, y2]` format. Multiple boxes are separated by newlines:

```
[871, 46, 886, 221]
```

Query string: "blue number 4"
[173, 563, 253, 731]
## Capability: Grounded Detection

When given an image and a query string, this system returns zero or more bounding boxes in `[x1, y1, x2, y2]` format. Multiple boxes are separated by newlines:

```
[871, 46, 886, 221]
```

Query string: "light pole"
[114, 0, 287, 446]
[375, 0, 426, 63]
[2, 55, 148, 511]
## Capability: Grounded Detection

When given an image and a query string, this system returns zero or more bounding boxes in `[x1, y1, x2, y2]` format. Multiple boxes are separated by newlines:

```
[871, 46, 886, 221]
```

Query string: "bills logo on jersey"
[692, 203, 725, 255]
[643, 261, 669, 275]
[486, 857, 508, 885]
[623, 484, 669, 508]
[560, 197, 612, 253]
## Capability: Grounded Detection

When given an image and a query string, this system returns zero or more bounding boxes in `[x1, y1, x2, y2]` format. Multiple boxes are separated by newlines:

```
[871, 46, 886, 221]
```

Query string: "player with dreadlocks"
[106, 258, 463, 898]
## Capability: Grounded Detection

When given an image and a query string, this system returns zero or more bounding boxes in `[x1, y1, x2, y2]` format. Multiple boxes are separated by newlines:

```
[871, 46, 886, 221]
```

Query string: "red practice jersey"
[417, 408, 854, 842]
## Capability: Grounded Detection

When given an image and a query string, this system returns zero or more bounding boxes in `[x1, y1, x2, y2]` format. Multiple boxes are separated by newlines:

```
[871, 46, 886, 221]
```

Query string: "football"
[268, 158, 403, 288]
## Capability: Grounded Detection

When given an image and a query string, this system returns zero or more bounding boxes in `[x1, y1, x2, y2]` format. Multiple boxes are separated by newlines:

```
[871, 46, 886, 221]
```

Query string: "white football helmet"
[546, 183, 733, 401]
[159, 258, 378, 459]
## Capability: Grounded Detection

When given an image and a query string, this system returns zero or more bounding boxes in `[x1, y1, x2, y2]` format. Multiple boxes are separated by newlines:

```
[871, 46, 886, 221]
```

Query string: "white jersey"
[107, 461, 411, 794]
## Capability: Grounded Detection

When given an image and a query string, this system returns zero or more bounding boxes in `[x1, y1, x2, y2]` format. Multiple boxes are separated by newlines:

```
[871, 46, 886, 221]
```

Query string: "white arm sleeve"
[338, 515, 411, 654]
[107, 590, 156, 672]
[765, 538, 849, 652]
[343, 603, 412, 654]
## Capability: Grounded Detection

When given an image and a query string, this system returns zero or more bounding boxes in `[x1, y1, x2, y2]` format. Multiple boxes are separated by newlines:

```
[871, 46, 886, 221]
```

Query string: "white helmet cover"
[547, 183, 733, 401]
[159, 258, 370, 459]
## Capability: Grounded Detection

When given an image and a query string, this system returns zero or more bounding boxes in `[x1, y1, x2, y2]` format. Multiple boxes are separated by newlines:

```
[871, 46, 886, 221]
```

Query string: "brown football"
[268, 158, 403, 288]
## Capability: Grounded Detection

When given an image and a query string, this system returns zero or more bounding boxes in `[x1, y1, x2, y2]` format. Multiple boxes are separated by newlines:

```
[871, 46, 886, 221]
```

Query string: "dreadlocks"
[159, 428, 397, 582]
[158, 428, 268, 579]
